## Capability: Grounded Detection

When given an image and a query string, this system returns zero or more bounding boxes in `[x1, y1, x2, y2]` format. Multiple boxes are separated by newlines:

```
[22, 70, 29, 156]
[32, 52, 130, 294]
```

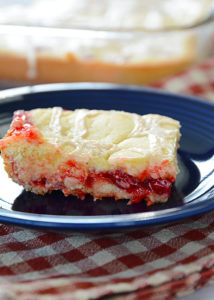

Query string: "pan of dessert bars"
[0, 0, 214, 86]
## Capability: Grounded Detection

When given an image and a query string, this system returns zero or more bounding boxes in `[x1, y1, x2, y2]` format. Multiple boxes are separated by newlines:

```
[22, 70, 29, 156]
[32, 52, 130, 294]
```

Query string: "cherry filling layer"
[29, 168, 173, 204]
[6, 110, 42, 141]
[86, 169, 173, 204]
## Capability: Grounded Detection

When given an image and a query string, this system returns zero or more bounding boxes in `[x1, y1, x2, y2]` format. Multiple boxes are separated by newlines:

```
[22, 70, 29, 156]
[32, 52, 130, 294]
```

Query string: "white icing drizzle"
[128, 114, 144, 137]
[26, 37, 37, 79]
[30, 107, 180, 173]
[70, 109, 114, 154]
[49, 106, 63, 143]
[72, 109, 88, 140]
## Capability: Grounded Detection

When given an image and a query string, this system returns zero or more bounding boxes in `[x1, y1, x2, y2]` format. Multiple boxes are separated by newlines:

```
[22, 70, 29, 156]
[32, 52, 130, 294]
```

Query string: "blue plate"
[0, 83, 213, 231]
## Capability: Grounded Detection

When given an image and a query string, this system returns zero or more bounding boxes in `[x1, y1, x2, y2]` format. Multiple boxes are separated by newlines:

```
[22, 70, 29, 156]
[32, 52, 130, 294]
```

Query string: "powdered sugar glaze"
[30, 107, 180, 175]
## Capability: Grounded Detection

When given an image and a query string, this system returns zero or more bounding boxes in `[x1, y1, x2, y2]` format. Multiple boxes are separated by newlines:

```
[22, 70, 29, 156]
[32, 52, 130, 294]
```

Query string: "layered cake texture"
[0, 107, 181, 205]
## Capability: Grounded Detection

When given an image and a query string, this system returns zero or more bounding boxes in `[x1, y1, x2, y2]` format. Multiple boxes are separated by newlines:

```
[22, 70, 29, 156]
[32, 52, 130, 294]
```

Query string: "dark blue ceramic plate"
[0, 83, 213, 231]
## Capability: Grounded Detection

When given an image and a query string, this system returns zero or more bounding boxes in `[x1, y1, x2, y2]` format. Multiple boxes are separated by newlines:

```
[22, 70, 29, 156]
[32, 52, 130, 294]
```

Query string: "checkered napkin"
[0, 59, 214, 300]
[151, 57, 214, 103]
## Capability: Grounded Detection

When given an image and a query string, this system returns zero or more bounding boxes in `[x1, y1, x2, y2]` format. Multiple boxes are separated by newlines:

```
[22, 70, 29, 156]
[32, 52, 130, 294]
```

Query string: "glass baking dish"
[0, 0, 214, 86]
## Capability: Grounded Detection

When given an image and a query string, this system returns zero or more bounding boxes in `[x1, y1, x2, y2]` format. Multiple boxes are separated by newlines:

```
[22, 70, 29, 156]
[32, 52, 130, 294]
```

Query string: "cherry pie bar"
[0, 108, 181, 205]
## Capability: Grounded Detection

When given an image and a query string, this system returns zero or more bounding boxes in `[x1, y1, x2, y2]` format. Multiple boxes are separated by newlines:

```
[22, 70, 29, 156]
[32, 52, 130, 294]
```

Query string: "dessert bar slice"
[0, 107, 180, 205]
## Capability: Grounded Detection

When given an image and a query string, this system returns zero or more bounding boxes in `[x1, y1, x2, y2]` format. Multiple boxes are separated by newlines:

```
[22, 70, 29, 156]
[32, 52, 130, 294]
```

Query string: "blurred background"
[0, 0, 214, 88]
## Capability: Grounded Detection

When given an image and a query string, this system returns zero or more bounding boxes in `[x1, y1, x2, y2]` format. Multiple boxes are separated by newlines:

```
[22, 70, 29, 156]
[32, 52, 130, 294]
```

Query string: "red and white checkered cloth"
[0, 58, 214, 300]
[151, 58, 214, 102]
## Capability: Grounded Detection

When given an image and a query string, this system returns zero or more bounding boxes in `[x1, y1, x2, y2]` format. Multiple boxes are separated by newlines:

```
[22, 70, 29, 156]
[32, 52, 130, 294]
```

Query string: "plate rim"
[0, 82, 214, 109]
[0, 196, 214, 230]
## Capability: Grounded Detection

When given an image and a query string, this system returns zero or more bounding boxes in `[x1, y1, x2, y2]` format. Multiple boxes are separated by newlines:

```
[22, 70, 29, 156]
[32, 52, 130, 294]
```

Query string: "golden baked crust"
[0, 36, 195, 85]
[0, 108, 181, 205]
